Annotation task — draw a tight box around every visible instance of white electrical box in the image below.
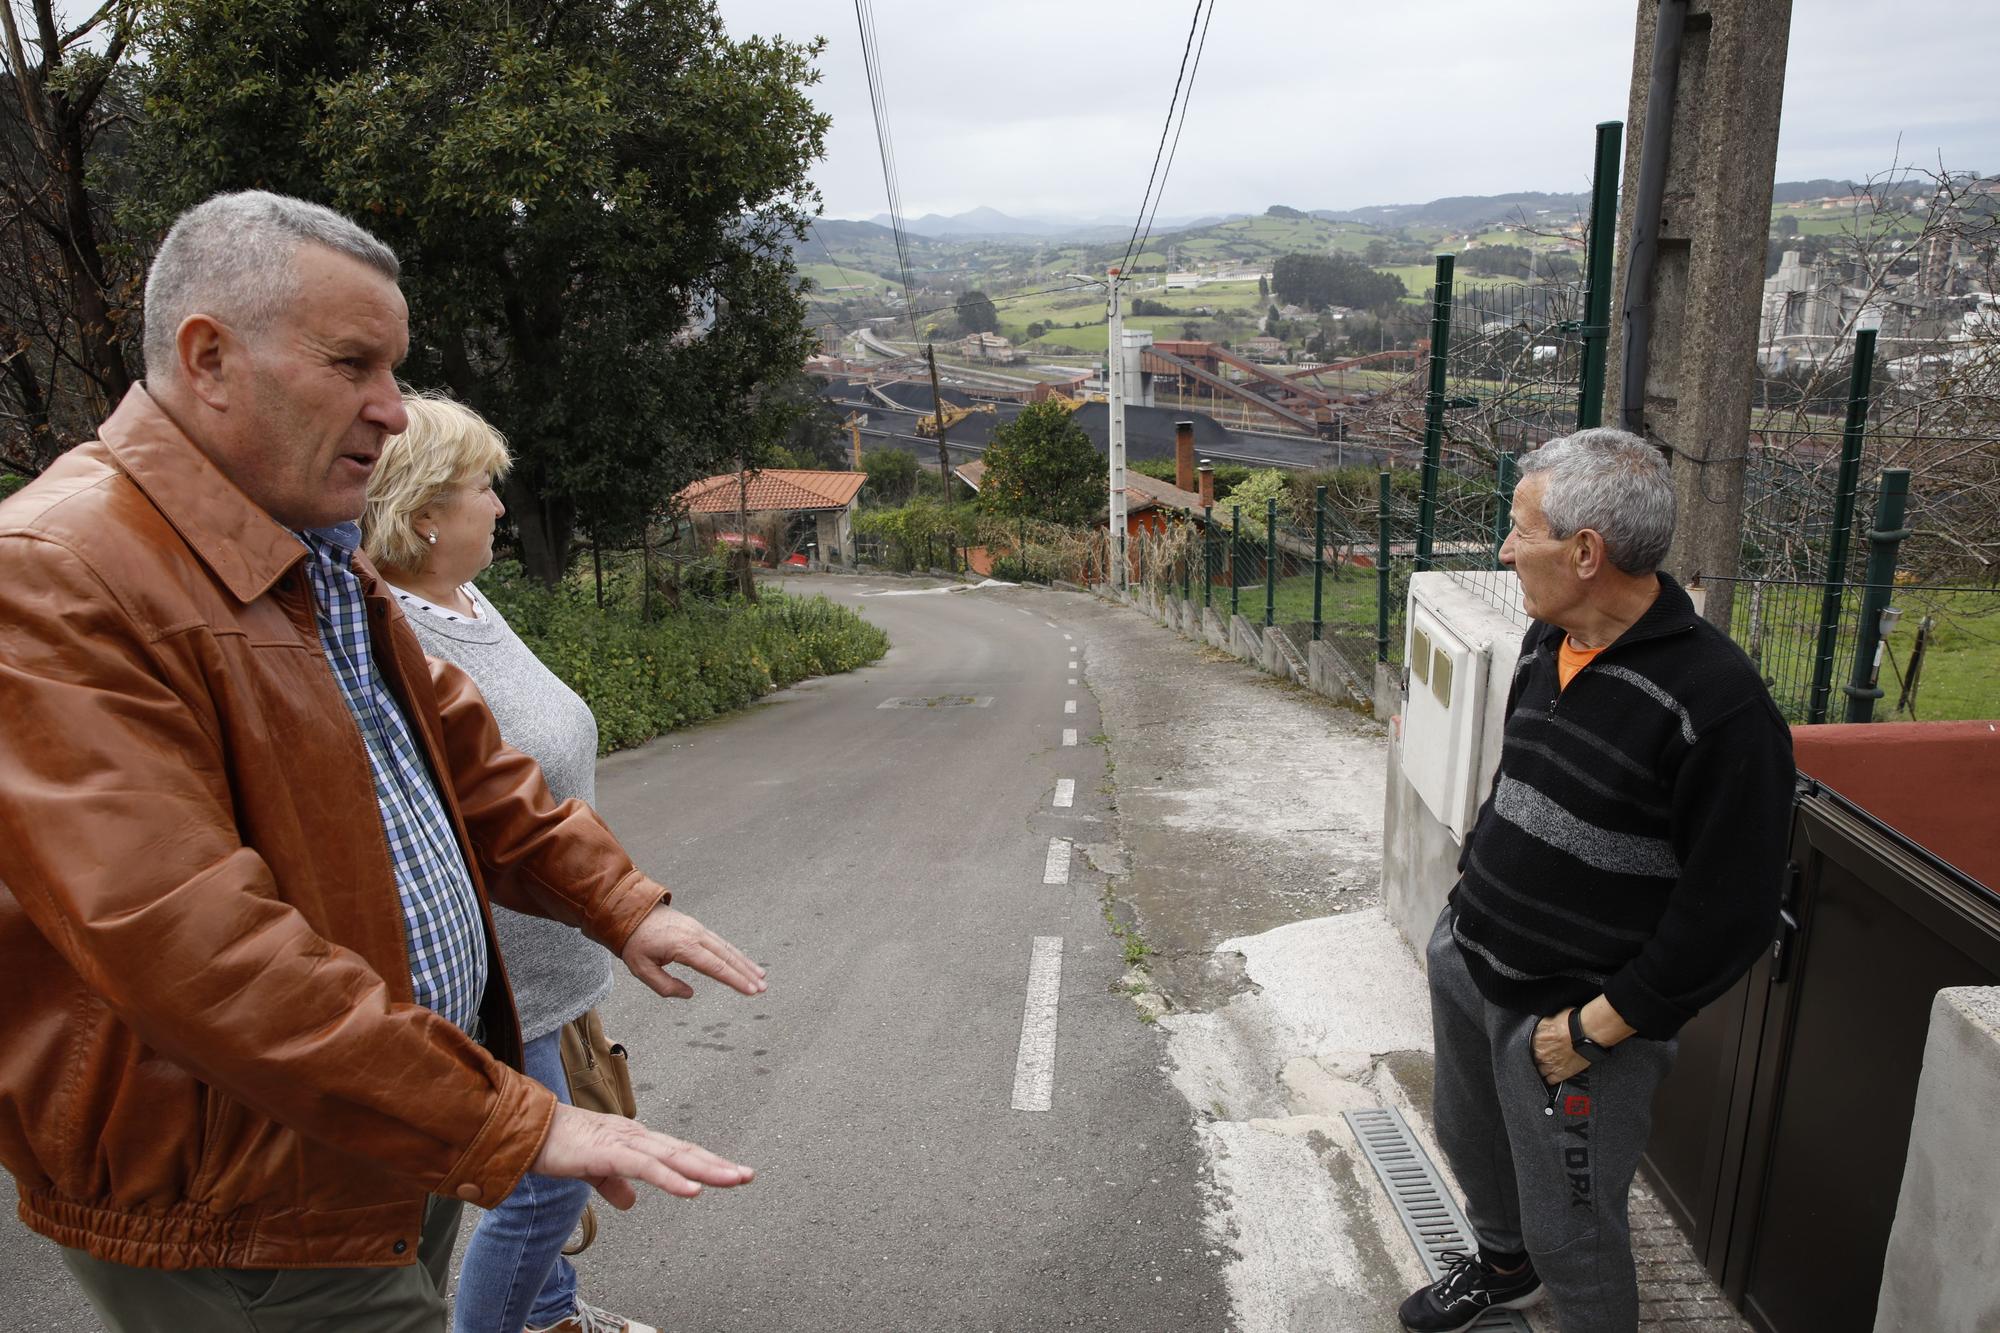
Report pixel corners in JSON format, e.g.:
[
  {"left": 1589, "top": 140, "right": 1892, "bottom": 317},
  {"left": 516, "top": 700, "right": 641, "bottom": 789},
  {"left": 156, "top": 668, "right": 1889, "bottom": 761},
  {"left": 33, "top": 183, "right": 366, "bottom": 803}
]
[{"left": 1400, "top": 591, "right": 1490, "bottom": 841}]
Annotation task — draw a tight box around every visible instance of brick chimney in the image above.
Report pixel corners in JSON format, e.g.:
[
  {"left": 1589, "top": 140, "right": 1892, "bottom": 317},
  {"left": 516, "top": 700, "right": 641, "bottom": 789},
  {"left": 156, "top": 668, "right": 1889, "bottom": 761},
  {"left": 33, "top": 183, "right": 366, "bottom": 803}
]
[
  {"left": 1197, "top": 459, "right": 1215, "bottom": 509},
  {"left": 1175, "top": 420, "right": 1196, "bottom": 493}
]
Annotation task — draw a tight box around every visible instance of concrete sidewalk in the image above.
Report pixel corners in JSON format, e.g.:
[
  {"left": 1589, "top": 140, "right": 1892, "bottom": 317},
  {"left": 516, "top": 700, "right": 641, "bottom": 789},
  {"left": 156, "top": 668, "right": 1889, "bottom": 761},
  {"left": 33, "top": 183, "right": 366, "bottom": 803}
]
[{"left": 1068, "top": 588, "right": 1746, "bottom": 1333}]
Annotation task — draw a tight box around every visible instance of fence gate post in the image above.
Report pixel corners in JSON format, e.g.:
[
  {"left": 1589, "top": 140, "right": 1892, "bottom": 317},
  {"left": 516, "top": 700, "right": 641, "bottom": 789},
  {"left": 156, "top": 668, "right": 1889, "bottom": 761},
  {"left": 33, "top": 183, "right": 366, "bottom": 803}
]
[
  {"left": 1203, "top": 506, "right": 1214, "bottom": 609},
  {"left": 1230, "top": 505, "right": 1241, "bottom": 619},
  {"left": 1415, "top": 253, "right": 1456, "bottom": 572},
  {"left": 1842, "top": 467, "right": 1911, "bottom": 724},
  {"left": 1376, "top": 471, "right": 1392, "bottom": 663},
  {"left": 1265, "top": 498, "right": 1277, "bottom": 628},
  {"left": 1808, "top": 328, "right": 1878, "bottom": 724},
  {"left": 1577, "top": 120, "right": 1624, "bottom": 429},
  {"left": 1312, "top": 484, "right": 1327, "bottom": 642}
]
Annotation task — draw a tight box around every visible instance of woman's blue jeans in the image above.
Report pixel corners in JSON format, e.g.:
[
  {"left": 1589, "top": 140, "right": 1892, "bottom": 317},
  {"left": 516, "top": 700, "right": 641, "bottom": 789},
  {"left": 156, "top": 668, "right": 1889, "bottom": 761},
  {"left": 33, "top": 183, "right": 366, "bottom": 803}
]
[{"left": 453, "top": 1028, "right": 591, "bottom": 1333}]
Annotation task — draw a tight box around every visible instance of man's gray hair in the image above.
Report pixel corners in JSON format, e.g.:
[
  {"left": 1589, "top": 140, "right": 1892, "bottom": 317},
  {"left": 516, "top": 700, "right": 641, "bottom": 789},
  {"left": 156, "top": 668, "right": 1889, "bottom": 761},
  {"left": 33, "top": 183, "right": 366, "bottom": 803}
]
[
  {"left": 143, "top": 191, "right": 400, "bottom": 378},
  {"left": 1517, "top": 428, "right": 1675, "bottom": 575}
]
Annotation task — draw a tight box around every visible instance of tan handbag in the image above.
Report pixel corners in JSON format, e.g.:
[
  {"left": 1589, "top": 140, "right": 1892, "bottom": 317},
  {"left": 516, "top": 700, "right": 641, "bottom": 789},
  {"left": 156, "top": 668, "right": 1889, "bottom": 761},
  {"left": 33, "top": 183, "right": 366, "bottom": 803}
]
[
  {"left": 557, "top": 1008, "right": 638, "bottom": 1118},
  {"left": 556, "top": 1008, "right": 636, "bottom": 1256}
]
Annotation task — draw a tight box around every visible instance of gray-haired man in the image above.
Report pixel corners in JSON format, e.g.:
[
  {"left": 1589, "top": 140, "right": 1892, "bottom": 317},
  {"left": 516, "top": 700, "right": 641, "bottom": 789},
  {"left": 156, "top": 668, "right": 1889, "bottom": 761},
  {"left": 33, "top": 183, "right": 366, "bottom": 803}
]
[
  {"left": 0, "top": 192, "right": 762, "bottom": 1331},
  {"left": 1397, "top": 429, "right": 1793, "bottom": 1332}
]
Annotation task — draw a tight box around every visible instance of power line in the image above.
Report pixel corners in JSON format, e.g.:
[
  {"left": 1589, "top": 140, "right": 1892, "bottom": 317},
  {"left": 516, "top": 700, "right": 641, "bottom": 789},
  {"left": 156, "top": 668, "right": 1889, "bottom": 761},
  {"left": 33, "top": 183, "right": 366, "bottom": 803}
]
[
  {"left": 1118, "top": 0, "right": 1212, "bottom": 277},
  {"left": 854, "top": 0, "right": 918, "bottom": 337},
  {"left": 1131, "top": 0, "right": 1216, "bottom": 278}
]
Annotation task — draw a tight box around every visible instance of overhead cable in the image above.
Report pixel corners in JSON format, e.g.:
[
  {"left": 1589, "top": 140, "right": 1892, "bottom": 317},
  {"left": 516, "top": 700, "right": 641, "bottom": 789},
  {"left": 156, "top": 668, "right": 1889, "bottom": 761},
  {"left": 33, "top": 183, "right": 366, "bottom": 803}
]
[{"left": 1118, "top": 0, "right": 1213, "bottom": 277}]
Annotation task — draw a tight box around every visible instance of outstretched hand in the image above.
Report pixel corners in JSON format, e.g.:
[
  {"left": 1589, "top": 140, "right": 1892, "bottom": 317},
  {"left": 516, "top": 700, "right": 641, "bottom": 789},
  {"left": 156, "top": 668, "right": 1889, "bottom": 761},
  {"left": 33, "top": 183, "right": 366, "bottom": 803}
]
[
  {"left": 532, "top": 1102, "right": 754, "bottom": 1209},
  {"left": 621, "top": 904, "right": 766, "bottom": 1000}
]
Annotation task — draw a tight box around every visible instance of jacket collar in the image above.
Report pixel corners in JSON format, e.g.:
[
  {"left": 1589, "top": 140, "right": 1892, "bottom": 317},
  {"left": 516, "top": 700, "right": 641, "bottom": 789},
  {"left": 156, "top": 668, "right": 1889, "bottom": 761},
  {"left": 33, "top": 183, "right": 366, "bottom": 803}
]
[
  {"left": 1530, "top": 571, "right": 1700, "bottom": 655},
  {"left": 97, "top": 385, "right": 308, "bottom": 604}
]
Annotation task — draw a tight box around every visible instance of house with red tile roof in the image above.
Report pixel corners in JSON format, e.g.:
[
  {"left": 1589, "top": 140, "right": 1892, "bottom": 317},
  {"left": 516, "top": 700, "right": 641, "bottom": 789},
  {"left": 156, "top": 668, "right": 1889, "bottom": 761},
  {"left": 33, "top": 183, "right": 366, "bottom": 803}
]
[{"left": 676, "top": 468, "right": 868, "bottom": 565}]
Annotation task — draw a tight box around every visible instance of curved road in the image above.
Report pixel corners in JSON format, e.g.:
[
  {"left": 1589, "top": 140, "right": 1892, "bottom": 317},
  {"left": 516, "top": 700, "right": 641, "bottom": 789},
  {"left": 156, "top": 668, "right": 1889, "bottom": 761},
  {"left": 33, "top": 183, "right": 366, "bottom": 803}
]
[{"left": 3, "top": 575, "right": 1229, "bottom": 1331}]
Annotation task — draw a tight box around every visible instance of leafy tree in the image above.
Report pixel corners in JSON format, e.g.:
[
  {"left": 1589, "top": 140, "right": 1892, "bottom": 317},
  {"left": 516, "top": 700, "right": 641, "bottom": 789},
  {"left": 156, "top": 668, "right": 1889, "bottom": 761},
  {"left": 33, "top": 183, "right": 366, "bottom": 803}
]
[
  {"left": 0, "top": 2, "right": 143, "bottom": 477},
  {"left": 860, "top": 447, "right": 918, "bottom": 504},
  {"left": 1265, "top": 204, "right": 1305, "bottom": 220},
  {"left": 1271, "top": 252, "right": 1405, "bottom": 312},
  {"left": 957, "top": 289, "right": 998, "bottom": 335},
  {"left": 1256, "top": 274, "right": 1269, "bottom": 298},
  {"left": 978, "top": 400, "right": 1105, "bottom": 527},
  {"left": 1214, "top": 468, "right": 1290, "bottom": 528},
  {"left": 1459, "top": 243, "right": 1533, "bottom": 278},
  {"left": 127, "top": 0, "right": 829, "bottom": 584},
  {"left": 1266, "top": 303, "right": 1281, "bottom": 330},
  {"left": 1364, "top": 238, "right": 1392, "bottom": 265},
  {"left": 1775, "top": 213, "right": 1800, "bottom": 238}
]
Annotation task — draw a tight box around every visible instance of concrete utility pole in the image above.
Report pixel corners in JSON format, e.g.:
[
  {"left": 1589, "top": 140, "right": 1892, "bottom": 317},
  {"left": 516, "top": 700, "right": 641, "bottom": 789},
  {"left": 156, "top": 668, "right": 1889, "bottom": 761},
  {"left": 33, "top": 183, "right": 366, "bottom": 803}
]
[
  {"left": 1605, "top": 0, "right": 1794, "bottom": 630},
  {"left": 925, "top": 343, "right": 951, "bottom": 502},
  {"left": 1107, "top": 266, "right": 1129, "bottom": 589}
]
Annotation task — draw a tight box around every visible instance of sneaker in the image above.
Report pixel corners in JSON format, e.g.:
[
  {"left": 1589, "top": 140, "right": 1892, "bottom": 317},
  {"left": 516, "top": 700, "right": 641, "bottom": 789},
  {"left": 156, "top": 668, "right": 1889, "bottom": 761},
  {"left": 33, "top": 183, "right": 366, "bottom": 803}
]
[
  {"left": 525, "top": 1300, "right": 659, "bottom": 1333},
  {"left": 1397, "top": 1249, "right": 1544, "bottom": 1332}
]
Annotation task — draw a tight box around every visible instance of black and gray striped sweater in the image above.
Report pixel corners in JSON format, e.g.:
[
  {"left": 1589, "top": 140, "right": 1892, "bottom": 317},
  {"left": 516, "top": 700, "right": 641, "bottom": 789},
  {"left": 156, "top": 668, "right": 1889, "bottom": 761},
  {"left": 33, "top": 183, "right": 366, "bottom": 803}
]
[{"left": 1449, "top": 574, "right": 1795, "bottom": 1039}]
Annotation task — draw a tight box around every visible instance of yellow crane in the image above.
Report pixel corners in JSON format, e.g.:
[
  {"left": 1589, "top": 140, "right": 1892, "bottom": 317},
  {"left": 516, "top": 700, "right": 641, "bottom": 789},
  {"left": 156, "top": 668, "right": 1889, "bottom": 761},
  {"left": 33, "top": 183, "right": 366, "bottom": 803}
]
[{"left": 915, "top": 401, "right": 995, "bottom": 438}]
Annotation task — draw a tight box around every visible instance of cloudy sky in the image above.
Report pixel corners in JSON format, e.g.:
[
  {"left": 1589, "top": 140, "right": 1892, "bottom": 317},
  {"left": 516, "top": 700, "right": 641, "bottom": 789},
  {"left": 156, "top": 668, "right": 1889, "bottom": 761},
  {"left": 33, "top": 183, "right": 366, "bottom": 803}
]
[{"left": 713, "top": 0, "right": 1998, "bottom": 223}]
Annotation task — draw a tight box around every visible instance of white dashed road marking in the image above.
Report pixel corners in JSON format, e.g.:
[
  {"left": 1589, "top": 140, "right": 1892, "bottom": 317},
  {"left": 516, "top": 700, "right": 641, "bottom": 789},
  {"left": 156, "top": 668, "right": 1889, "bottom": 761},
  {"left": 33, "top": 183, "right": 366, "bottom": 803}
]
[
  {"left": 1062, "top": 728, "right": 1078, "bottom": 746},
  {"left": 1068, "top": 660, "right": 1078, "bottom": 669},
  {"left": 1064, "top": 700, "right": 1077, "bottom": 714},
  {"left": 1068, "top": 677, "right": 1077, "bottom": 685},
  {"left": 1043, "top": 837, "right": 1072, "bottom": 884},
  {"left": 1044, "top": 621, "right": 1060, "bottom": 629},
  {"left": 1010, "top": 936, "right": 1064, "bottom": 1112},
  {"left": 1062, "top": 633, "right": 1073, "bottom": 641},
  {"left": 1053, "top": 779, "right": 1075, "bottom": 809}
]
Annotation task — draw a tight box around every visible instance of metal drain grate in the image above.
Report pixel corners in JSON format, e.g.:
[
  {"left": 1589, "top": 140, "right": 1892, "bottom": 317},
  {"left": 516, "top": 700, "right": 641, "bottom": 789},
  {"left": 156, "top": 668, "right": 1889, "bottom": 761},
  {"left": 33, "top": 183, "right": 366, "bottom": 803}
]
[
  {"left": 875, "top": 695, "right": 994, "bottom": 709},
  {"left": 1344, "top": 1106, "right": 1531, "bottom": 1333}
]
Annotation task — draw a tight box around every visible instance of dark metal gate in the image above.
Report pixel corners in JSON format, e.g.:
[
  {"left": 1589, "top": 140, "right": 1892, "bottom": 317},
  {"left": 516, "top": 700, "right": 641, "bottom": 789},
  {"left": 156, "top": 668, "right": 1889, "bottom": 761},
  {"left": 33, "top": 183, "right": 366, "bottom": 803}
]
[{"left": 1642, "top": 778, "right": 2000, "bottom": 1333}]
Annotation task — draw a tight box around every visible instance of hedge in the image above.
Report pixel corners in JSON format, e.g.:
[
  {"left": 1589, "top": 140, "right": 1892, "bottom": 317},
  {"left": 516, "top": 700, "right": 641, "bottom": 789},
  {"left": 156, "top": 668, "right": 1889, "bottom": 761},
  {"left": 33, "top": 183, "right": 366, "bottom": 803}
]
[{"left": 480, "top": 566, "right": 889, "bottom": 754}]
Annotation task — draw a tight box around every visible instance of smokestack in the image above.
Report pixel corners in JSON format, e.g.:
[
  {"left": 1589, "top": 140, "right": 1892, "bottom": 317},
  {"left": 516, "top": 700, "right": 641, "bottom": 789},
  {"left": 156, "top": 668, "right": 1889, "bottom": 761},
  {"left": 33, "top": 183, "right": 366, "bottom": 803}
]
[
  {"left": 1197, "top": 459, "right": 1215, "bottom": 509},
  {"left": 1175, "top": 420, "right": 1196, "bottom": 493}
]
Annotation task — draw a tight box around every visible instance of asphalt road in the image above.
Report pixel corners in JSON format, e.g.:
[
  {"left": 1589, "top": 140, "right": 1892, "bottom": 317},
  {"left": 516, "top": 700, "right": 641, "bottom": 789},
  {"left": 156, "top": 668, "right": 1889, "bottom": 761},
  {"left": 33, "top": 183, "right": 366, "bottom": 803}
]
[{"left": 3, "top": 573, "right": 1229, "bottom": 1332}]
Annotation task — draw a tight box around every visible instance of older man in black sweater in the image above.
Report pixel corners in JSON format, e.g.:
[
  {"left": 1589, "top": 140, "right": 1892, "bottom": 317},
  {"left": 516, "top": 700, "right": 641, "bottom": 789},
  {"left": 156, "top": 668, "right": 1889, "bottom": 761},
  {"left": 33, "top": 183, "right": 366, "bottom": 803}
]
[{"left": 1398, "top": 429, "right": 1794, "bottom": 1333}]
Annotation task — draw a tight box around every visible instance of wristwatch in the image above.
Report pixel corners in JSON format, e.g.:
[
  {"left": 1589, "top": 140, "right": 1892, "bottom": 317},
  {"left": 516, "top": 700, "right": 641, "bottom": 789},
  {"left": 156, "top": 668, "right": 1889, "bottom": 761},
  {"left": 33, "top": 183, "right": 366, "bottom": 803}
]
[{"left": 1568, "top": 1007, "right": 1612, "bottom": 1063}]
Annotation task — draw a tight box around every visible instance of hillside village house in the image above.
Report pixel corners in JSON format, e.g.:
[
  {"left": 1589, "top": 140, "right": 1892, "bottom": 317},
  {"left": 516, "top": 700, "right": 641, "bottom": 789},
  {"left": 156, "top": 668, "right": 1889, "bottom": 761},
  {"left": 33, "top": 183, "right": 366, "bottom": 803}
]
[
  {"left": 676, "top": 468, "right": 867, "bottom": 566},
  {"left": 957, "top": 331, "right": 1018, "bottom": 362}
]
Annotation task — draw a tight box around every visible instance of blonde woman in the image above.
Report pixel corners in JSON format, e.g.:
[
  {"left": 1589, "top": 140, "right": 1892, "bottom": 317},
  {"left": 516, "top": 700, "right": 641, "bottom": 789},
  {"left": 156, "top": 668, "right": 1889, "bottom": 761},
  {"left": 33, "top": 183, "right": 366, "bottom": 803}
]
[{"left": 363, "top": 395, "right": 650, "bottom": 1333}]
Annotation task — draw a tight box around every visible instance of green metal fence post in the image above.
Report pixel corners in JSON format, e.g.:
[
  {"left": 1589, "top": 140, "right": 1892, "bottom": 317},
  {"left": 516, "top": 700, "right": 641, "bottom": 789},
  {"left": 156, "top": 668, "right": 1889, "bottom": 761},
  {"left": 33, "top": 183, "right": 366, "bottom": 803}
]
[
  {"left": 1230, "top": 505, "right": 1241, "bottom": 619},
  {"left": 1415, "top": 254, "right": 1456, "bottom": 572},
  {"left": 1492, "top": 452, "right": 1516, "bottom": 567},
  {"left": 1808, "top": 328, "right": 1878, "bottom": 724},
  {"left": 1577, "top": 120, "right": 1623, "bottom": 429},
  {"left": 1842, "top": 468, "right": 1912, "bottom": 724},
  {"left": 1376, "top": 472, "right": 1392, "bottom": 663},
  {"left": 1312, "top": 484, "right": 1327, "bottom": 642},
  {"left": 1182, "top": 527, "right": 1191, "bottom": 602},
  {"left": 1264, "top": 499, "right": 1277, "bottom": 627},
  {"left": 1203, "top": 507, "right": 1213, "bottom": 609}
]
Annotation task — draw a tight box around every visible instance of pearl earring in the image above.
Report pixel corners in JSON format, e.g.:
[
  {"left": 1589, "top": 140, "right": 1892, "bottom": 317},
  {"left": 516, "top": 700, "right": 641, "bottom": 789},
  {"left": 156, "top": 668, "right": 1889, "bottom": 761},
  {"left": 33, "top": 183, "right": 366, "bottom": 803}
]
[{"left": 424, "top": 532, "right": 438, "bottom": 545}]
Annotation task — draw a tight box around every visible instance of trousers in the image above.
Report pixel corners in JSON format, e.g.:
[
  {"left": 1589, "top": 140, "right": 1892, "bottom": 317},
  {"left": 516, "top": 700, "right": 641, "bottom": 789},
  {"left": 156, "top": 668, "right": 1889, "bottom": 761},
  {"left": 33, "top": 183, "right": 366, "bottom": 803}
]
[
  {"left": 62, "top": 1194, "right": 464, "bottom": 1333},
  {"left": 1426, "top": 906, "right": 1676, "bottom": 1333}
]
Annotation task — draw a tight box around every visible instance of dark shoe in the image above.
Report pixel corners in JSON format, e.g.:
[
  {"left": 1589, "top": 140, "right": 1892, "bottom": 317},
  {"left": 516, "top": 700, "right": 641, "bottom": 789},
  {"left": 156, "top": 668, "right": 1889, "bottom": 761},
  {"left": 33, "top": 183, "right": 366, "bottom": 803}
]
[{"left": 1398, "top": 1249, "right": 1544, "bottom": 1331}]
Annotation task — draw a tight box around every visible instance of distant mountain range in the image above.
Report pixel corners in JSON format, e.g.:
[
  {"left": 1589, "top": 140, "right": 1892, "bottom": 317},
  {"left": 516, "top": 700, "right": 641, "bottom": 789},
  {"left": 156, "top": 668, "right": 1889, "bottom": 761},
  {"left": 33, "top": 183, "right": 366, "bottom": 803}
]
[{"left": 830, "top": 181, "right": 1914, "bottom": 243}]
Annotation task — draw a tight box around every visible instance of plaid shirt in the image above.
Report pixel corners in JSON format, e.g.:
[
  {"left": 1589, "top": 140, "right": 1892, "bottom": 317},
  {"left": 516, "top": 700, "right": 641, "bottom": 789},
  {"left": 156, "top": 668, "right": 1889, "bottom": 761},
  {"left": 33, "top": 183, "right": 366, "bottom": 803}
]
[{"left": 297, "top": 523, "right": 488, "bottom": 1030}]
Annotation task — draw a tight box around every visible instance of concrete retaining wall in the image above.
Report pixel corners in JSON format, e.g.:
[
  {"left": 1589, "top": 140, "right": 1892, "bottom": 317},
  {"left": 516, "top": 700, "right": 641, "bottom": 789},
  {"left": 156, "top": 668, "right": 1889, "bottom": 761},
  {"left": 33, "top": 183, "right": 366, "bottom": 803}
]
[{"left": 1873, "top": 986, "right": 2000, "bottom": 1333}]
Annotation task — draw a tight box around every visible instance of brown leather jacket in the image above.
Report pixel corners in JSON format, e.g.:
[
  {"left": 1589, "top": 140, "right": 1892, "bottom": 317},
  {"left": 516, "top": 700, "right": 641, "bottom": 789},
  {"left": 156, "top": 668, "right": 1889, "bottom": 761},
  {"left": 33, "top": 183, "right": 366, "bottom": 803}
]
[{"left": 0, "top": 388, "right": 666, "bottom": 1270}]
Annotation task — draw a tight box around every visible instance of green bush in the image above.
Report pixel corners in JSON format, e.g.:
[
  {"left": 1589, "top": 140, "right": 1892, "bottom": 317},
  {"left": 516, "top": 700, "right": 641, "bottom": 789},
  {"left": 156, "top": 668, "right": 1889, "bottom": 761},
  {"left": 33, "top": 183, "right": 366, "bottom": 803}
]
[{"left": 480, "top": 568, "right": 889, "bottom": 754}]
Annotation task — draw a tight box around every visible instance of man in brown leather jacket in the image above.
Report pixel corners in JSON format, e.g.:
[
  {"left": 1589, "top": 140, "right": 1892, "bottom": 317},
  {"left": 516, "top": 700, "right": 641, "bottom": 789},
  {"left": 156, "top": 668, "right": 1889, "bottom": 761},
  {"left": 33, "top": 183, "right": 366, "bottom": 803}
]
[{"left": 0, "top": 192, "right": 764, "bottom": 1332}]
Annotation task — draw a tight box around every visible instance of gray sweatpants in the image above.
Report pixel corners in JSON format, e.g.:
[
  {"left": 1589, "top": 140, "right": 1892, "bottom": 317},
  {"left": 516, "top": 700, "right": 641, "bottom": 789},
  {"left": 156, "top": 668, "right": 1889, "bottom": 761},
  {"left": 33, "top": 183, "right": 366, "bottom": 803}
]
[{"left": 1426, "top": 907, "right": 1676, "bottom": 1333}]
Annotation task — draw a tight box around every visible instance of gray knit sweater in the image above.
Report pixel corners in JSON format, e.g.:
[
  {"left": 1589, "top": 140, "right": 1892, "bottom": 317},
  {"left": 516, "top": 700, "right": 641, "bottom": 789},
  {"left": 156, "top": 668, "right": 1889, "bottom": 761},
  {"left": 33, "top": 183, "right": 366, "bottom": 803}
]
[{"left": 391, "top": 583, "right": 615, "bottom": 1042}]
